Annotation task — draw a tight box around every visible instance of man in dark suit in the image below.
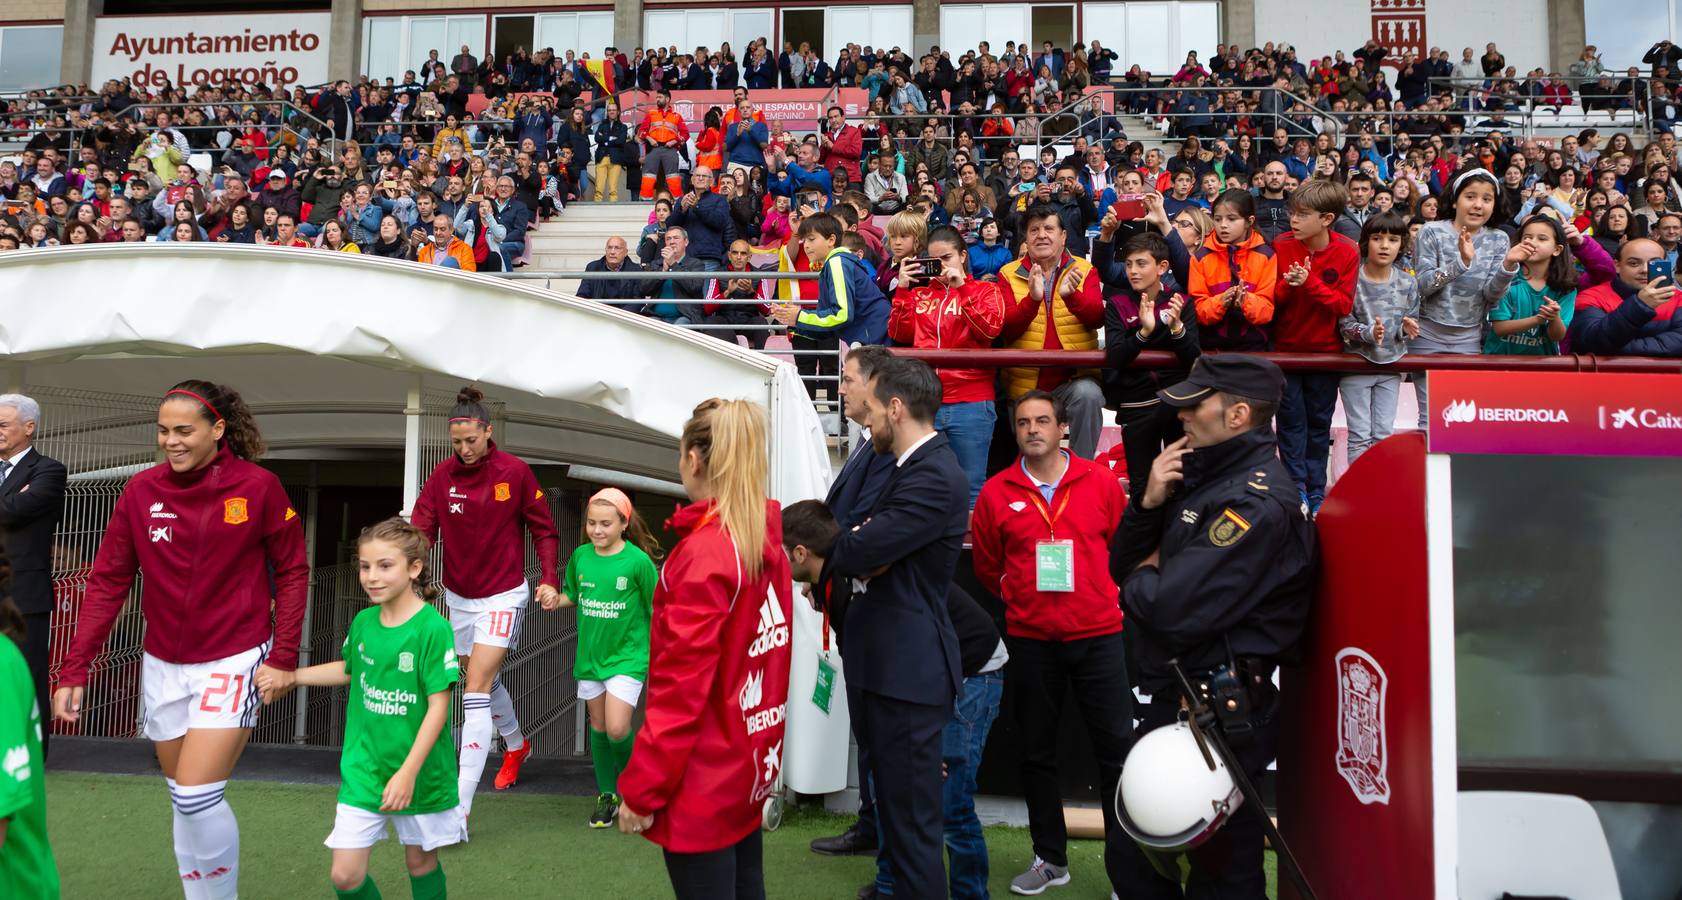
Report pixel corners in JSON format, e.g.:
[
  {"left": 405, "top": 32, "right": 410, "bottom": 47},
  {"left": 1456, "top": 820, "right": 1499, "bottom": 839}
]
[
  {"left": 0, "top": 394, "right": 66, "bottom": 752},
  {"left": 830, "top": 357, "right": 968, "bottom": 899},
  {"left": 809, "top": 345, "right": 898, "bottom": 858}
]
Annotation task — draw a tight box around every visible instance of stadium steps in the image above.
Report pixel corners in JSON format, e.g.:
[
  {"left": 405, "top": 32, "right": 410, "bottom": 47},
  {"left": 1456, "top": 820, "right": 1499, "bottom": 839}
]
[{"left": 527, "top": 201, "right": 653, "bottom": 293}]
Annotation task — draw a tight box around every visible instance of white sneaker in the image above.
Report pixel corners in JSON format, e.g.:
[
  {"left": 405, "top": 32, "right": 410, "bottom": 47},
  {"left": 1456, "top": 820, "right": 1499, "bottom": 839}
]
[{"left": 1009, "top": 856, "right": 1071, "bottom": 895}]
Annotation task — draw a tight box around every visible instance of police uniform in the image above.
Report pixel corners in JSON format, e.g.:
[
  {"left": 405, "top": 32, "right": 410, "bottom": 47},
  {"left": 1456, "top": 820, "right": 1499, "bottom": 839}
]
[{"left": 1107, "top": 355, "right": 1317, "bottom": 899}]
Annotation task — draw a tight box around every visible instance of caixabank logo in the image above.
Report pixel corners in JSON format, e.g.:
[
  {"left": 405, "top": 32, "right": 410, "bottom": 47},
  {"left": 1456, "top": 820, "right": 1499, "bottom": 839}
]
[{"left": 1601, "top": 406, "right": 1682, "bottom": 431}]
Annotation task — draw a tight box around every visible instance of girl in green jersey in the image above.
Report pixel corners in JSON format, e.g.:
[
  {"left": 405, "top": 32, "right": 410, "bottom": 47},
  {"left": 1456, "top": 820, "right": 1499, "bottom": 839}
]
[
  {"left": 541, "top": 488, "right": 661, "bottom": 828},
  {"left": 260, "top": 519, "right": 460, "bottom": 900}
]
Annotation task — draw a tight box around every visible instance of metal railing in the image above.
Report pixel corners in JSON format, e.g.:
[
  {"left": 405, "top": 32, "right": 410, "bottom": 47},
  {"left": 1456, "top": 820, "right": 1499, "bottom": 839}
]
[{"left": 889, "top": 347, "right": 1682, "bottom": 375}]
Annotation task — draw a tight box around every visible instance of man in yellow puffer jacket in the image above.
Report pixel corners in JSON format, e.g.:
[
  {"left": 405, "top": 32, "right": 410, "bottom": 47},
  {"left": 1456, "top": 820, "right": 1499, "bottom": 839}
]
[
  {"left": 997, "top": 205, "right": 1108, "bottom": 458},
  {"left": 637, "top": 89, "right": 690, "bottom": 199}
]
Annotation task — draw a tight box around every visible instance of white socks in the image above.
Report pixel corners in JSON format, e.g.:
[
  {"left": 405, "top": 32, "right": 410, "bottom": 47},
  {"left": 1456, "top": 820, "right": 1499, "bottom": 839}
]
[
  {"left": 488, "top": 678, "right": 524, "bottom": 752},
  {"left": 168, "top": 778, "right": 240, "bottom": 900},
  {"left": 458, "top": 692, "right": 493, "bottom": 814}
]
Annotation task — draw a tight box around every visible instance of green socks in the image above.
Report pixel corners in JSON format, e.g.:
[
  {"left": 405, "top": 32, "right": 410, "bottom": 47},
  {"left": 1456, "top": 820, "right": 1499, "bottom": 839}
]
[
  {"left": 409, "top": 863, "right": 447, "bottom": 900},
  {"left": 335, "top": 876, "right": 382, "bottom": 900},
  {"left": 589, "top": 728, "right": 616, "bottom": 794},
  {"left": 608, "top": 732, "right": 636, "bottom": 793}
]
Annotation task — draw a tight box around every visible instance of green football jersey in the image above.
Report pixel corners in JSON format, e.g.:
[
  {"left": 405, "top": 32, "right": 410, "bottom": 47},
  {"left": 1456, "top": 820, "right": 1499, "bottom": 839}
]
[
  {"left": 564, "top": 542, "right": 657, "bottom": 682},
  {"left": 0, "top": 635, "right": 59, "bottom": 899},
  {"left": 338, "top": 603, "right": 460, "bottom": 814}
]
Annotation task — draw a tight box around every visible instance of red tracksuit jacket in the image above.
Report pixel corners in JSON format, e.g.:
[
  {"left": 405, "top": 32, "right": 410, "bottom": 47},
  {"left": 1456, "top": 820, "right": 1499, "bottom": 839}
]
[
  {"left": 1270, "top": 231, "right": 1359, "bottom": 352},
  {"left": 618, "top": 499, "right": 793, "bottom": 854},
  {"left": 410, "top": 441, "right": 560, "bottom": 598},
  {"left": 888, "top": 278, "right": 1008, "bottom": 404},
  {"left": 970, "top": 453, "right": 1126, "bottom": 642},
  {"left": 60, "top": 445, "right": 309, "bottom": 687}
]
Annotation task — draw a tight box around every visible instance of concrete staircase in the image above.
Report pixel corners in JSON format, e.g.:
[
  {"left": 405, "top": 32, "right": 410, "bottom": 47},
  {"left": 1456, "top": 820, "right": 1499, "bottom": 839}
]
[{"left": 525, "top": 201, "right": 653, "bottom": 294}]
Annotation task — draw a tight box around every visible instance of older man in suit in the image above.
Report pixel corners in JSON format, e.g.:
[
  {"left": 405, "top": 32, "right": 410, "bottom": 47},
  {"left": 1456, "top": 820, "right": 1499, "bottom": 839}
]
[
  {"left": 0, "top": 394, "right": 67, "bottom": 753},
  {"left": 830, "top": 357, "right": 968, "bottom": 898}
]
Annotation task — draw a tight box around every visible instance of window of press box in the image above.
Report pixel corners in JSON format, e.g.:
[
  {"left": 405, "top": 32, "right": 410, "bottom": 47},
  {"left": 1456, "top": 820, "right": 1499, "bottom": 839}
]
[
  {"left": 0, "top": 25, "right": 63, "bottom": 93},
  {"left": 103, "top": 0, "right": 327, "bottom": 13}
]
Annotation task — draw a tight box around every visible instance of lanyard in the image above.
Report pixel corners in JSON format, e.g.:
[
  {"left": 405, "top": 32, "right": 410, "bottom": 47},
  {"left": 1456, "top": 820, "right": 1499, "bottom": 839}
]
[
  {"left": 821, "top": 580, "right": 832, "bottom": 654},
  {"left": 1025, "top": 487, "right": 1072, "bottom": 537}
]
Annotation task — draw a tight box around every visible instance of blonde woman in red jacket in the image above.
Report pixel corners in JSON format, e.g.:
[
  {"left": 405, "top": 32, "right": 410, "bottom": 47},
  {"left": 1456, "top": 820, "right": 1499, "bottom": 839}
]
[
  {"left": 617, "top": 398, "right": 793, "bottom": 900},
  {"left": 888, "top": 223, "right": 1007, "bottom": 504}
]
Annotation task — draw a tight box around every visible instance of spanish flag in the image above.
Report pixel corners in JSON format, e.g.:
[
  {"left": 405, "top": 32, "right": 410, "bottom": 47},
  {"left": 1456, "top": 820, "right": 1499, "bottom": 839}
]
[{"left": 583, "top": 58, "right": 614, "bottom": 96}]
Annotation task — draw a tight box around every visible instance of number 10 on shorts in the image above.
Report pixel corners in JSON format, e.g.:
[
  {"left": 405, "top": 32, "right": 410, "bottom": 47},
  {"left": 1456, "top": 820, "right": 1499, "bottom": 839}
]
[{"left": 487, "top": 610, "right": 515, "bottom": 639}]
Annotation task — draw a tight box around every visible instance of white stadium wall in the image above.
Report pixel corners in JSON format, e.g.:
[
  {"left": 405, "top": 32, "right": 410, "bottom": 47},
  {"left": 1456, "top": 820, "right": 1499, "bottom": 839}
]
[{"left": 1250, "top": 0, "right": 1550, "bottom": 73}]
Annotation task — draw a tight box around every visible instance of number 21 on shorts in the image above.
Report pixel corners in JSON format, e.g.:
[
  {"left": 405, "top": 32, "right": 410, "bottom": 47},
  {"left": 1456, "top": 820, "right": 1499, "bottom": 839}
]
[{"left": 199, "top": 673, "right": 246, "bottom": 713}]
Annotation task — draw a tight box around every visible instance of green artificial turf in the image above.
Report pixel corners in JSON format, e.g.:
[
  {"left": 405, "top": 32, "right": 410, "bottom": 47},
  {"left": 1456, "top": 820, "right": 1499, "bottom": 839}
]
[{"left": 45, "top": 771, "right": 1275, "bottom": 898}]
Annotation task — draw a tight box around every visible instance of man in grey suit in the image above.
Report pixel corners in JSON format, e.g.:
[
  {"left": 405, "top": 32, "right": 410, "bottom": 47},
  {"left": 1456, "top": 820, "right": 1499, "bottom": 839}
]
[
  {"left": 829, "top": 358, "right": 968, "bottom": 898},
  {"left": 0, "top": 394, "right": 67, "bottom": 752}
]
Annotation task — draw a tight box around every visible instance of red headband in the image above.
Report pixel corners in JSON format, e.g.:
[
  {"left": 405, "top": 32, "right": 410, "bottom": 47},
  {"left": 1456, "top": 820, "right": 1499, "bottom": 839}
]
[{"left": 165, "top": 389, "right": 222, "bottom": 422}]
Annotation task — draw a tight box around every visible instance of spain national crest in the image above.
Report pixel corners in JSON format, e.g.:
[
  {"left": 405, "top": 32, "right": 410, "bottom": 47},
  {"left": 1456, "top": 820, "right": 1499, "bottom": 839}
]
[
  {"left": 494, "top": 482, "right": 512, "bottom": 502},
  {"left": 223, "top": 497, "right": 250, "bottom": 525},
  {"left": 1334, "top": 647, "right": 1390, "bottom": 805},
  {"left": 1208, "top": 508, "right": 1251, "bottom": 547}
]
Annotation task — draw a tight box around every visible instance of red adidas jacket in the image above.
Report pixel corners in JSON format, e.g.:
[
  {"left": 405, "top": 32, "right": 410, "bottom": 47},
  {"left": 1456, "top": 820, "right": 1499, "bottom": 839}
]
[
  {"left": 619, "top": 499, "right": 793, "bottom": 853},
  {"left": 60, "top": 445, "right": 308, "bottom": 687},
  {"left": 411, "top": 441, "right": 560, "bottom": 598},
  {"left": 1270, "top": 231, "right": 1359, "bottom": 352},
  {"left": 970, "top": 453, "right": 1126, "bottom": 642},
  {"left": 888, "top": 278, "right": 1008, "bottom": 404}
]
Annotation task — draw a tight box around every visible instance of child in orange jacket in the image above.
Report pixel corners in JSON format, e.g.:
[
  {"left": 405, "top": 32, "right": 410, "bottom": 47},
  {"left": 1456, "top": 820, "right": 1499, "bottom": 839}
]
[{"left": 1189, "top": 189, "right": 1278, "bottom": 350}]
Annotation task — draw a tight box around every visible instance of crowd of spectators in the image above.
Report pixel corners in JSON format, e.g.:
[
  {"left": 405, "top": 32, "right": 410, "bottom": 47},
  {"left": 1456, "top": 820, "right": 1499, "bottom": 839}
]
[{"left": 2, "top": 35, "right": 1679, "bottom": 405}]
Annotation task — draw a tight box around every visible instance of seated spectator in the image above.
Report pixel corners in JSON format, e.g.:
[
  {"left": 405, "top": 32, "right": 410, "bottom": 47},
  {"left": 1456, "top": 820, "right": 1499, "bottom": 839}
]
[
  {"left": 1569, "top": 237, "right": 1682, "bottom": 356},
  {"left": 705, "top": 239, "right": 775, "bottom": 348},
  {"left": 415, "top": 212, "right": 474, "bottom": 269},
  {"left": 577, "top": 236, "right": 645, "bottom": 307},
  {"left": 865, "top": 152, "right": 909, "bottom": 215},
  {"left": 642, "top": 226, "right": 709, "bottom": 325}
]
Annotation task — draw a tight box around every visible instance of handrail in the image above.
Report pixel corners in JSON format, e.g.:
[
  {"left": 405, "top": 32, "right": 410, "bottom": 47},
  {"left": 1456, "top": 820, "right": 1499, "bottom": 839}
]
[{"left": 888, "top": 347, "right": 1682, "bottom": 376}]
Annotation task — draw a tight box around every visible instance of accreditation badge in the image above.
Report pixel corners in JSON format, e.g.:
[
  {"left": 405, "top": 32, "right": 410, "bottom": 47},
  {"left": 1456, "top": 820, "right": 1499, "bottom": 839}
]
[
  {"left": 1035, "top": 540, "right": 1076, "bottom": 592},
  {"left": 811, "top": 655, "right": 836, "bottom": 715}
]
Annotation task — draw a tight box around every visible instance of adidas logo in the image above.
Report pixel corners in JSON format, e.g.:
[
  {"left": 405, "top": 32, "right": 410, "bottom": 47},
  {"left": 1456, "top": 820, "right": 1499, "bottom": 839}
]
[
  {"left": 748, "top": 589, "right": 789, "bottom": 658},
  {"left": 465, "top": 742, "right": 483, "bottom": 751},
  {"left": 3, "top": 745, "right": 29, "bottom": 783}
]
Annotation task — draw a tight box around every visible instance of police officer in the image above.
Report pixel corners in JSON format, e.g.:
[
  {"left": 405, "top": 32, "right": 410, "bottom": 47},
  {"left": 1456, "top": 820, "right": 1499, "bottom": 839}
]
[{"left": 1108, "top": 354, "right": 1316, "bottom": 899}]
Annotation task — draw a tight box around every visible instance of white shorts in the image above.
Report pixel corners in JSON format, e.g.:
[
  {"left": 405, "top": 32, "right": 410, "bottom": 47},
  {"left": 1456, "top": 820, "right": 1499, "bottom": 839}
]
[
  {"left": 141, "top": 641, "right": 269, "bottom": 741},
  {"left": 324, "top": 803, "right": 466, "bottom": 852},
  {"left": 577, "top": 675, "right": 644, "bottom": 706},
  {"left": 445, "top": 584, "right": 530, "bottom": 655}
]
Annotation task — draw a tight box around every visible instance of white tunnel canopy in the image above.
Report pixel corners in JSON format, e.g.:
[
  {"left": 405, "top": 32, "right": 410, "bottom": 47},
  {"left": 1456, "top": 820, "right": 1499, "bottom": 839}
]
[{"left": 0, "top": 243, "right": 850, "bottom": 793}]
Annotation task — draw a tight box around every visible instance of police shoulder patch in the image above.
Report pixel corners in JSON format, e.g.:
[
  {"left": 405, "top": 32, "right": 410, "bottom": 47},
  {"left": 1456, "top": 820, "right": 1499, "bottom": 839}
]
[{"left": 1208, "top": 507, "right": 1252, "bottom": 548}]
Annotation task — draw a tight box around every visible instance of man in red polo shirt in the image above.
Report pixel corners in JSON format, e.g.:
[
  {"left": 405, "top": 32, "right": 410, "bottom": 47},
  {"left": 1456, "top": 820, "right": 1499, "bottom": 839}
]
[{"left": 970, "top": 389, "right": 1131, "bottom": 898}]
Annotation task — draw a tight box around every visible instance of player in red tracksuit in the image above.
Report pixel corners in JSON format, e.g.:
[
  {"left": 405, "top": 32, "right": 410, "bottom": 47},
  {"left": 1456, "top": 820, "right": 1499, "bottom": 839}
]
[
  {"left": 616, "top": 398, "right": 792, "bottom": 900},
  {"left": 54, "top": 380, "right": 307, "bottom": 900},
  {"left": 409, "top": 386, "right": 561, "bottom": 820}
]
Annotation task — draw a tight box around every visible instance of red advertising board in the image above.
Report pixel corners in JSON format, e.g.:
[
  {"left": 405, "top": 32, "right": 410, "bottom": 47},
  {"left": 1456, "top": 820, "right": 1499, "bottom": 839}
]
[
  {"left": 618, "top": 88, "right": 870, "bottom": 134},
  {"left": 1427, "top": 371, "right": 1682, "bottom": 458},
  {"left": 1278, "top": 433, "right": 1435, "bottom": 900}
]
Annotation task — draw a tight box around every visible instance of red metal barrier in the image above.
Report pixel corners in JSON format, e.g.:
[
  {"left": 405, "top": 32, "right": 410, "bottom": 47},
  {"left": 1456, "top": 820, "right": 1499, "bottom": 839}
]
[{"left": 888, "top": 348, "right": 1682, "bottom": 375}]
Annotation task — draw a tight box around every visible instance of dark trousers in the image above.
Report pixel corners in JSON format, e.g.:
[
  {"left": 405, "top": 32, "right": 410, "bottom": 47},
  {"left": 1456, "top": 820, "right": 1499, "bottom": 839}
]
[
  {"left": 1277, "top": 372, "right": 1340, "bottom": 501},
  {"left": 857, "top": 739, "right": 879, "bottom": 836},
  {"left": 663, "top": 829, "right": 766, "bottom": 900},
  {"left": 1117, "top": 403, "right": 1185, "bottom": 495},
  {"left": 1010, "top": 631, "right": 1135, "bottom": 891},
  {"left": 1114, "top": 690, "right": 1279, "bottom": 899},
  {"left": 792, "top": 331, "right": 841, "bottom": 402},
  {"left": 21, "top": 611, "right": 50, "bottom": 755},
  {"left": 851, "top": 684, "right": 951, "bottom": 899}
]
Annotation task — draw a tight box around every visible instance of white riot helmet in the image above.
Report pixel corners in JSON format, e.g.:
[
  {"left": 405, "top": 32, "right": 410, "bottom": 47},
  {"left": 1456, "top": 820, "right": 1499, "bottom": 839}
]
[{"left": 1115, "top": 720, "right": 1244, "bottom": 852}]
